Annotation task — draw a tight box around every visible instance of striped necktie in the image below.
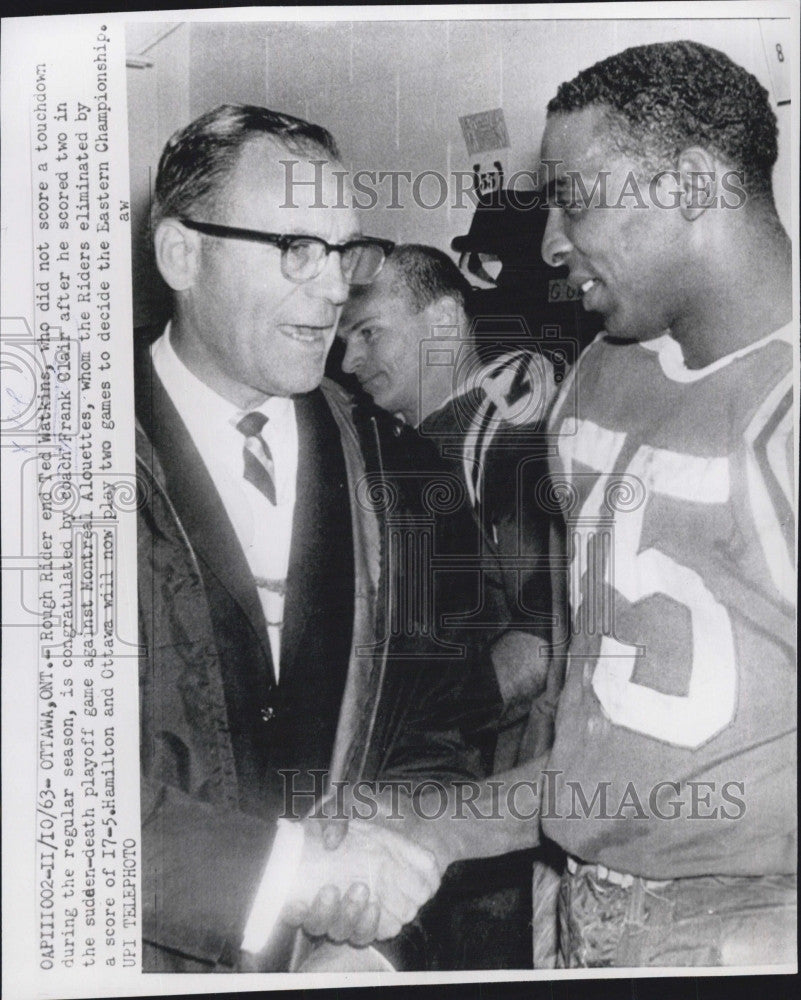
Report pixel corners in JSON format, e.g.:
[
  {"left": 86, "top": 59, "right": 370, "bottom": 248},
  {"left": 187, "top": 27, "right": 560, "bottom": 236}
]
[{"left": 236, "top": 411, "right": 277, "bottom": 505}]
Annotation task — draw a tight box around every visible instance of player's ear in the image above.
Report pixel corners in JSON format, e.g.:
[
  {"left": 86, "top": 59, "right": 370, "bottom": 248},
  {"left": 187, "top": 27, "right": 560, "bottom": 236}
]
[
  {"left": 154, "top": 218, "right": 202, "bottom": 291},
  {"left": 676, "top": 147, "right": 719, "bottom": 221}
]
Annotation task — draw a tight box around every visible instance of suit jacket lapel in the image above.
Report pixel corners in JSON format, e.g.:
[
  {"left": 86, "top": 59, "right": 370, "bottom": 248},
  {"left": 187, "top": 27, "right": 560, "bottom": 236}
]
[
  {"left": 280, "top": 392, "right": 324, "bottom": 682},
  {"left": 135, "top": 343, "right": 275, "bottom": 678}
]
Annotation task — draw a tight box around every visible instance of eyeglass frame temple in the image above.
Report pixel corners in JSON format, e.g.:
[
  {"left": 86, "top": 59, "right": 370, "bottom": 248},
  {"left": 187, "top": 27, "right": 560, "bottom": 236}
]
[{"left": 178, "top": 218, "right": 395, "bottom": 258}]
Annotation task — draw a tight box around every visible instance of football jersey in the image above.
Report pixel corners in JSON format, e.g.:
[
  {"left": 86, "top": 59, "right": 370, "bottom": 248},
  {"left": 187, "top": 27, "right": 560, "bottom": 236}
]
[
  {"left": 542, "top": 325, "right": 796, "bottom": 878},
  {"left": 420, "top": 349, "right": 559, "bottom": 635},
  {"left": 422, "top": 348, "right": 559, "bottom": 508}
]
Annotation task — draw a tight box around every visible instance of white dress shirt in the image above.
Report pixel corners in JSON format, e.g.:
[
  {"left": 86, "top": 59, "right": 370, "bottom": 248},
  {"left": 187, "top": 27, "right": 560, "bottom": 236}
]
[
  {"left": 151, "top": 326, "right": 297, "bottom": 677},
  {"left": 152, "top": 329, "right": 387, "bottom": 964}
]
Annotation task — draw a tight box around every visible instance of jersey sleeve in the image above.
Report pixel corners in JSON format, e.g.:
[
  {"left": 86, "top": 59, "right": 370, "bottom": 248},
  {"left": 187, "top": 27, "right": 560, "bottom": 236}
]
[{"left": 742, "top": 373, "right": 795, "bottom": 605}]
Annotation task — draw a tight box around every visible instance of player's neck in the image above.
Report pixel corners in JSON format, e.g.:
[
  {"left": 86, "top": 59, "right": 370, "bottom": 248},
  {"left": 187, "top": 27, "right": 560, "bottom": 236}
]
[{"left": 671, "top": 226, "right": 792, "bottom": 369}]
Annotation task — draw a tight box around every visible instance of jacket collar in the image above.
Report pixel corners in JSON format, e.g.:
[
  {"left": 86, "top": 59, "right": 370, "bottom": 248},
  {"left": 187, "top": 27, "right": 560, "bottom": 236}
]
[{"left": 135, "top": 334, "right": 274, "bottom": 674}]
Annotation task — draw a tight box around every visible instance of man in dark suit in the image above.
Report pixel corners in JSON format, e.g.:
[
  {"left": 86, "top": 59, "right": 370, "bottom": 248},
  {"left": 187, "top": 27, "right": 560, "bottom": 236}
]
[
  {"left": 137, "top": 104, "right": 493, "bottom": 973},
  {"left": 336, "top": 243, "right": 562, "bottom": 968},
  {"left": 338, "top": 244, "right": 560, "bottom": 756}
]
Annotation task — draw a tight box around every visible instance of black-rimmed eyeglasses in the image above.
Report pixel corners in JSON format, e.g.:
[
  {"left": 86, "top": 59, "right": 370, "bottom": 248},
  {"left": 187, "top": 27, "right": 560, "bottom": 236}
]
[{"left": 179, "top": 218, "right": 394, "bottom": 286}]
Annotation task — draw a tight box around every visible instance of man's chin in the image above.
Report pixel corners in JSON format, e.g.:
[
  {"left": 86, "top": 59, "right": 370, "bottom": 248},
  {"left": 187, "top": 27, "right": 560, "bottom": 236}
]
[
  {"left": 265, "top": 370, "right": 326, "bottom": 398},
  {"left": 602, "top": 311, "right": 647, "bottom": 343},
  {"left": 360, "top": 384, "right": 388, "bottom": 411},
  {"left": 604, "top": 320, "right": 667, "bottom": 345},
  {"left": 293, "top": 376, "right": 326, "bottom": 396},
  {"left": 601, "top": 305, "right": 669, "bottom": 344}
]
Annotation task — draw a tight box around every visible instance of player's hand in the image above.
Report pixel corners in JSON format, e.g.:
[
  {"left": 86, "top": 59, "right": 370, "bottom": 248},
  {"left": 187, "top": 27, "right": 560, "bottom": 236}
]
[
  {"left": 283, "top": 817, "right": 441, "bottom": 942},
  {"left": 317, "top": 811, "right": 349, "bottom": 851},
  {"left": 285, "top": 881, "right": 382, "bottom": 945}
]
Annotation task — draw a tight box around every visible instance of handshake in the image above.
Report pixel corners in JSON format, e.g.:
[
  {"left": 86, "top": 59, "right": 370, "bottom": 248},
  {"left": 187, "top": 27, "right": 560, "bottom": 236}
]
[
  {"left": 282, "top": 812, "right": 446, "bottom": 947},
  {"left": 247, "top": 764, "right": 544, "bottom": 963}
]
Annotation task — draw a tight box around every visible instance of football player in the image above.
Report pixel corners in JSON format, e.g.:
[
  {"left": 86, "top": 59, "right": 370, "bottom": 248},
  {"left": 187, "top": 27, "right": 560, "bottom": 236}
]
[{"left": 309, "top": 40, "right": 796, "bottom": 970}]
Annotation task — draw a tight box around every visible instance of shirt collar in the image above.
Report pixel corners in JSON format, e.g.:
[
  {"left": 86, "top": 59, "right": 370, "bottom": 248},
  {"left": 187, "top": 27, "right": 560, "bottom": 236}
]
[
  {"left": 647, "top": 322, "right": 795, "bottom": 383},
  {"left": 153, "top": 322, "right": 294, "bottom": 443}
]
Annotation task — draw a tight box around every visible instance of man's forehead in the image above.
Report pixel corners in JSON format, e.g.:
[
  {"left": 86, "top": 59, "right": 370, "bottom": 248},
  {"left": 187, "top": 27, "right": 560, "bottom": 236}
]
[
  {"left": 221, "top": 137, "right": 358, "bottom": 229},
  {"left": 540, "top": 106, "right": 618, "bottom": 176},
  {"left": 221, "top": 136, "right": 290, "bottom": 191},
  {"left": 230, "top": 134, "right": 326, "bottom": 177},
  {"left": 340, "top": 277, "right": 409, "bottom": 330},
  {"left": 340, "top": 287, "right": 382, "bottom": 329}
]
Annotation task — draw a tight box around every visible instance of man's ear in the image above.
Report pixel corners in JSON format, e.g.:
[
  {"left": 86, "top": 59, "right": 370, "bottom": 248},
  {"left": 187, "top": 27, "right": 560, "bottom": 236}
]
[
  {"left": 676, "top": 147, "right": 720, "bottom": 221},
  {"left": 154, "top": 218, "right": 201, "bottom": 291},
  {"left": 424, "top": 295, "right": 463, "bottom": 335}
]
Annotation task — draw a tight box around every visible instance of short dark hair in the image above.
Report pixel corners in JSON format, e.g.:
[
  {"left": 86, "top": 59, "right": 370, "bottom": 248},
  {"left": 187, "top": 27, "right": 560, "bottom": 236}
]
[
  {"left": 547, "top": 40, "right": 778, "bottom": 202},
  {"left": 383, "top": 244, "right": 471, "bottom": 314},
  {"left": 151, "top": 103, "right": 340, "bottom": 229}
]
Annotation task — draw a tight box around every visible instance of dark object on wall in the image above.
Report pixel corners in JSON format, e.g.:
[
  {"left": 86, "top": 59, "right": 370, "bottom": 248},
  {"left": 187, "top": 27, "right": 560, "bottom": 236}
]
[{"left": 452, "top": 189, "right": 602, "bottom": 375}]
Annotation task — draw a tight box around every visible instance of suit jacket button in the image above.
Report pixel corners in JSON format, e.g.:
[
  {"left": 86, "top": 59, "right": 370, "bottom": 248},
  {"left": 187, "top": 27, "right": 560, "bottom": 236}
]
[{"left": 260, "top": 706, "right": 276, "bottom": 722}]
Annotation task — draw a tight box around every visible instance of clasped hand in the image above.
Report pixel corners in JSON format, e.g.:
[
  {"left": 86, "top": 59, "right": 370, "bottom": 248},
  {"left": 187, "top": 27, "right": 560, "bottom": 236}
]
[{"left": 282, "top": 816, "right": 441, "bottom": 945}]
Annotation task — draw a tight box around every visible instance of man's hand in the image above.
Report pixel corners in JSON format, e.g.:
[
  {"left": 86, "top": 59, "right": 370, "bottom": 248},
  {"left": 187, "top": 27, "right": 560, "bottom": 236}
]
[
  {"left": 283, "top": 817, "right": 441, "bottom": 943},
  {"left": 285, "top": 881, "right": 382, "bottom": 946},
  {"left": 491, "top": 630, "right": 550, "bottom": 724}
]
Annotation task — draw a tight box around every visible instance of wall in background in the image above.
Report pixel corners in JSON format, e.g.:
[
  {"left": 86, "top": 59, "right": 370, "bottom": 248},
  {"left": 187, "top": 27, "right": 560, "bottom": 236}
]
[
  {"left": 126, "top": 17, "right": 793, "bottom": 326},
  {"left": 127, "top": 23, "right": 190, "bottom": 326}
]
